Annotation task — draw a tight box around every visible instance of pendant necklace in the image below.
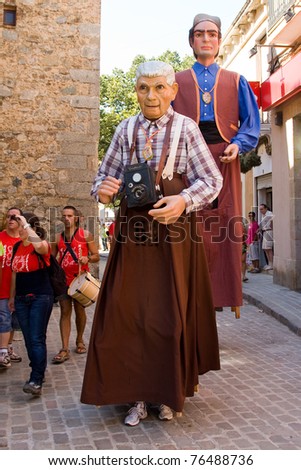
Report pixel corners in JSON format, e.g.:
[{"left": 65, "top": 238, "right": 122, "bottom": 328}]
[
  {"left": 192, "top": 74, "right": 215, "bottom": 104},
  {"left": 140, "top": 125, "right": 161, "bottom": 160},
  {"left": 199, "top": 85, "right": 215, "bottom": 104}
]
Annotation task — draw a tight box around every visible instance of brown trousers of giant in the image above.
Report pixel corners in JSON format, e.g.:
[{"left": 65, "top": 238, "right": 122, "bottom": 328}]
[
  {"left": 198, "top": 142, "right": 243, "bottom": 308},
  {"left": 81, "top": 175, "right": 220, "bottom": 412}
]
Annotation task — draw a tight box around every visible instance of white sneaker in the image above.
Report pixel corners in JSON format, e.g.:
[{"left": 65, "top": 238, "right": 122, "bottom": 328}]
[
  {"left": 23, "top": 381, "right": 42, "bottom": 396},
  {"left": 158, "top": 404, "right": 173, "bottom": 421},
  {"left": 263, "top": 265, "right": 273, "bottom": 271},
  {"left": 124, "top": 401, "right": 147, "bottom": 426}
]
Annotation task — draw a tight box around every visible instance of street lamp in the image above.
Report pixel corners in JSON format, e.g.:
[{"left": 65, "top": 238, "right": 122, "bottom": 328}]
[{"left": 249, "top": 43, "right": 293, "bottom": 59}]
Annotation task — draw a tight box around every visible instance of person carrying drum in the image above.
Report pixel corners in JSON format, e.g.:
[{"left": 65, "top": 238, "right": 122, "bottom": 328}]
[{"left": 51, "top": 205, "right": 99, "bottom": 364}]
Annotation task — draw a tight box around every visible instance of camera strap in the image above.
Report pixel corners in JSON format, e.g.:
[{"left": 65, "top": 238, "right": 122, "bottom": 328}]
[
  {"left": 127, "top": 115, "right": 175, "bottom": 187},
  {"left": 161, "top": 114, "right": 184, "bottom": 181},
  {"left": 60, "top": 229, "right": 79, "bottom": 264},
  {"left": 128, "top": 116, "right": 140, "bottom": 164},
  {"left": 155, "top": 116, "right": 173, "bottom": 186}
]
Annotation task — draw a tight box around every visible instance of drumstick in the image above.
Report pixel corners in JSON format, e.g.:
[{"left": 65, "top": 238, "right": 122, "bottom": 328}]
[{"left": 78, "top": 244, "right": 82, "bottom": 275}]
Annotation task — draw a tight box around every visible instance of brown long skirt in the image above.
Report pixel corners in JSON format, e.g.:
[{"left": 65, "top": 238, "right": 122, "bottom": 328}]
[
  {"left": 198, "top": 142, "right": 243, "bottom": 308},
  {"left": 81, "top": 176, "right": 220, "bottom": 412}
]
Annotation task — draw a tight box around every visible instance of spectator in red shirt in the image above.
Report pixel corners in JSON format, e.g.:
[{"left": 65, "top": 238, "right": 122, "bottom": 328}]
[
  {"left": 0, "top": 207, "right": 23, "bottom": 370},
  {"left": 8, "top": 213, "right": 53, "bottom": 395}
]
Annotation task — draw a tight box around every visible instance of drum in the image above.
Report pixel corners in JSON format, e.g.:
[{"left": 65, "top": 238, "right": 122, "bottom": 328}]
[{"left": 67, "top": 271, "right": 101, "bottom": 307}]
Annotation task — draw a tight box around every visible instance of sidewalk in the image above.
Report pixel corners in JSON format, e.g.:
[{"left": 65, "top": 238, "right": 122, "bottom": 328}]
[{"left": 242, "top": 270, "right": 301, "bottom": 336}]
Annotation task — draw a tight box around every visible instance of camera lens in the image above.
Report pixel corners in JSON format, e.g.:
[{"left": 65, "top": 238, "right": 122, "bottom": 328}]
[
  {"left": 132, "top": 172, "right": 142, "bottom": 183},
  {"left": 133, "top": 184, "right": 147, "bottom": 202}
]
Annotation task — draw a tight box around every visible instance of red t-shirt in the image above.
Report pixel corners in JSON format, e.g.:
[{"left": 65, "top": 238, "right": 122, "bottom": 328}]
[
  {"left": 246, "top": 221, "right": 259, "bottom": 245},
  {"left": 11, "top": 242, "right": 52, "bottom": 296},
  {"left": 57, "top": 228, "right": 89, "bottom": 286},
  {"left": 0, "top": 260, "right": 2, "bottom": 289},
  {"left": 0, "top": 231, "right": 21, "bottom": 299},
  {"left": 11, "top": 243, "right": 51, "bottom": 273},
  {"left": 108, "top": 222, "right": 115, "bottom": 236}
]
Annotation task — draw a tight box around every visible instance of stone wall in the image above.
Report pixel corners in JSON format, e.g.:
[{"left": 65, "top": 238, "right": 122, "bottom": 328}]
[{"left": 0, "top": 0, "right": 101, "bottom": 243}]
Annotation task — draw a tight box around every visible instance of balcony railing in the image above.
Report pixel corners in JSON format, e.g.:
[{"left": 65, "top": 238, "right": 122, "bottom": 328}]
[{"left": 268, "top": 0, "right": 296, "bottom": 28}]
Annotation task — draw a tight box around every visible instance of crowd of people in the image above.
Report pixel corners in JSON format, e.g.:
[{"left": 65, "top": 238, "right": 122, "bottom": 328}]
[
  {"left": 1, "top": 11, "right": 272, "bottom": 427},
  {"left": 0, "top": 205, "right": 99, "bottom": 396}
]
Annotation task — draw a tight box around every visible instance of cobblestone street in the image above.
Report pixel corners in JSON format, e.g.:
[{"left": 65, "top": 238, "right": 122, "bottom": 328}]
[{"left": 1, "top": 286, "right": 301, "bottom": 450}]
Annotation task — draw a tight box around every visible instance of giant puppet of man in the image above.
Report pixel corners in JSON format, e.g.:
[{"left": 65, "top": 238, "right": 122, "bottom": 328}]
[
  {"left": 81, "top": 61, "right": 223, "bottom": 426},
  {"left": 173, "top": 14, "right": 260, "bottom": 316}
]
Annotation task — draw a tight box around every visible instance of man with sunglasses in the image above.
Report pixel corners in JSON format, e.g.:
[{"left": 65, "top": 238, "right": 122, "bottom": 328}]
[
  {"left": 173, "top": 13, "right": 260, "bottom": 316},
  {"left": 0, "top": 208, "right": 23, "bottom": 369}
]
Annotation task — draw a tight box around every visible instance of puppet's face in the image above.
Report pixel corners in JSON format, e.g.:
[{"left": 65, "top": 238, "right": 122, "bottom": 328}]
[
  {"left": 190, "top": 20, "right": 221, "bottom": 61},
  {"left": 135, "top": 75, "right": 178, "bottom": 120}
]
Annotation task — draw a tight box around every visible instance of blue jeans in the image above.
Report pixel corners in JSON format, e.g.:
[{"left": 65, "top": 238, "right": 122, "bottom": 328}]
[
  {"left": 15, "top": 294, "right": 53, "bottom": 385},
  {"left": 0, "top": 299, "right": 11, "bottom": 333},
  {"left": 0, "top": 299, "right": 20, "bottom": 332}
]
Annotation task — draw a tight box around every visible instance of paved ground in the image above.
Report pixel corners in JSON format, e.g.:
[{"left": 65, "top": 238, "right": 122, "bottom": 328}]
[{"left": 1, "top": 258, "right": 301, "bottom": 450}]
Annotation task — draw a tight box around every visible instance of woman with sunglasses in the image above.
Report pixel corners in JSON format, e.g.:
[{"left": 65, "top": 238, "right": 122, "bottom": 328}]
[{"left": 8, "top": 212, "right": 53, "bottom": 396}]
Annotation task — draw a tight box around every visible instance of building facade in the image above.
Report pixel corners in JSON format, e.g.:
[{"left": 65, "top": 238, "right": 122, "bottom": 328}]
[
  {"left": 0, "top": 0, "right": 101, "bottom": 241},
  {"left": 219, "top": 0, "right": 301, "bottom": 291}
]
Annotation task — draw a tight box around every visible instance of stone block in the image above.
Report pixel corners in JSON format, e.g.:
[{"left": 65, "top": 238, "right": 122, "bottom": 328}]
[
  {"left": 56, "top": 132, "right": 95, "bottom": 143},
  {"left": 19, "top": 90, "right": 39, "bottom": 101},
  {"left": 56, "top": 181, "right": 94, "bottom": 197},
  {"left": 60, "top": 141, "right": 97, "bottom": 156},
  {"left": 55, "top": 155, "right": 88, "bottom": 170},
  {"left": 56, "top": 16, "right": 67, "bottom": 24},
  {"left": 61, "top": 87, "right": 77, "bottom": 95},
  {"left": 2, "top": 30, "right": 18, "bottom": 41},
  {"left": 79, "top": 24, "right": 100, "bottom": 37},
  {"left": 81, "top": 46, "right": 100, "bottom": 60},
  {"left": 70, "top": 69, "right": 98, "bottom": 84},
  {"left": 0, "top": 86, "right": 12, "bottom": 98},
  {"left": 69, "top": 96, "right": 99, "bottom": 109}
]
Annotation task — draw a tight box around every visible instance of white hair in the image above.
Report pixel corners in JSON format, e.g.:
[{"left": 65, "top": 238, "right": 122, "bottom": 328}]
[{"left": 135, "top": 61, "right": 176, "bottom": 86}]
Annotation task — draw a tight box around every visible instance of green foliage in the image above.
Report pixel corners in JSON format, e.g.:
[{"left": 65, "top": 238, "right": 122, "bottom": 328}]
[
  {"left": 98, "top": 50, "right": 194, "bottom": 160},
  {"left": 239, "top": 150, "right": 262, "bottom": 174}
]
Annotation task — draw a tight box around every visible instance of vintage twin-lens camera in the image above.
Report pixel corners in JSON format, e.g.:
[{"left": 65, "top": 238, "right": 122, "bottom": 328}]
[{"left": 124, "top": 162, "right": 161, "bottom": 208}]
